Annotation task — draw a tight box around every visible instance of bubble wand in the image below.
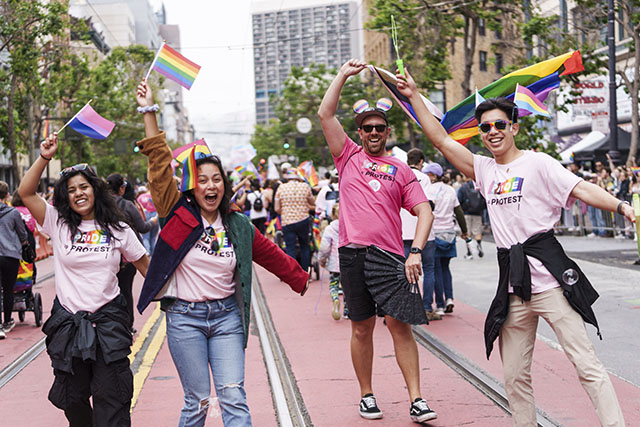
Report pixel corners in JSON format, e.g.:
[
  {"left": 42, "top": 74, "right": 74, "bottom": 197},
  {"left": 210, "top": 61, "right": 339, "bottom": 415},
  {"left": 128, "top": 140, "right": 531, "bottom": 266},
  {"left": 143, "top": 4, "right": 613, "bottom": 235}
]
[{"left": 391, "top": 15, "right": 405, "bottom": 76}]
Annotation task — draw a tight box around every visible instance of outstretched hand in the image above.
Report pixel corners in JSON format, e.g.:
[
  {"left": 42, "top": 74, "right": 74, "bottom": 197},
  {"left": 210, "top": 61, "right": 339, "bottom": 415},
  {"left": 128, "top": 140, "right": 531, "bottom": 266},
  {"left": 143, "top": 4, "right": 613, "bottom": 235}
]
[
  {"left": 396, "top": 68, "right": 418, "bottom": 98},
  {"left": 136, "top": 79, "right": 154, "bottom": 107},
  {"left": 40, "top": 134, "right": 58, "bottom": 159},
  {"left": 339, "top": 59, "right": 368, "bottom": 78}
]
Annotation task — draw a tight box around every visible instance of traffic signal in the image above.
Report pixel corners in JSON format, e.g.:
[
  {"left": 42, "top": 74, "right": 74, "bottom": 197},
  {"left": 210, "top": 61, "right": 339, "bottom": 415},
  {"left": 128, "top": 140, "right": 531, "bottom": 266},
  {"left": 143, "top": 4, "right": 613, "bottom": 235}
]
[{"left": 283, "top": 139, "right": 290, "bottom": 149}]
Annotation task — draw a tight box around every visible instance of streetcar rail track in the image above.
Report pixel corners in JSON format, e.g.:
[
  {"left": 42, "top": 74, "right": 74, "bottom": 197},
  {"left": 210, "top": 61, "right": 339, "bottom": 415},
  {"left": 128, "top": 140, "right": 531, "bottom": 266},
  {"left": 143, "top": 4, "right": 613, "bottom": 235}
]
[
  {"left": 252, "top": 269, "right": 310, "bottom": 427},
  {"left": 412, "top": 325, "right": 561, "bottom": 427}
]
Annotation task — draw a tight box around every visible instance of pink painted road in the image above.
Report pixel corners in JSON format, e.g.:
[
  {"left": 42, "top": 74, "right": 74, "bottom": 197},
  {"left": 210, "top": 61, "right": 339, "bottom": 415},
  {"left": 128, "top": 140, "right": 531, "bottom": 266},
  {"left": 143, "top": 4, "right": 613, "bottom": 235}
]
[{"left": 2, "top": 258, "right": 639, "bottom": 426}]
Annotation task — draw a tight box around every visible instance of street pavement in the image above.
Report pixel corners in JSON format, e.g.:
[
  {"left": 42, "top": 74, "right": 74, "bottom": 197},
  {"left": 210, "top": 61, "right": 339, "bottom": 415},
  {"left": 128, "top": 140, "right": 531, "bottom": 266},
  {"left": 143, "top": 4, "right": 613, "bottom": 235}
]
[{"left": 1, "top": 233, "right": 639, "bottom": 426}]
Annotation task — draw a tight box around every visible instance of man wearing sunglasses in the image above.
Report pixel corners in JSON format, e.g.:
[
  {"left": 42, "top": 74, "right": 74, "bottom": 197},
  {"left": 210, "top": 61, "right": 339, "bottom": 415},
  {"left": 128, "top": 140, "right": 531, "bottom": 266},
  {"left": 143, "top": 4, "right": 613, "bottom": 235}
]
[
  {"left": 318, "top": 59, "right": 437, "bottom": 423},
  {"left": 396, "top": 70, "right": 631, "bottom": 426}
]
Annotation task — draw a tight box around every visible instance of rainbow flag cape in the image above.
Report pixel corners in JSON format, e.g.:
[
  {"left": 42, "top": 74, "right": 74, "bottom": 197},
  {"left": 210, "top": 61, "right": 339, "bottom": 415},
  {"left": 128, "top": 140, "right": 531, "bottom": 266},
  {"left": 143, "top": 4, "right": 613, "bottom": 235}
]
[
  {"left": 369, "top": 65, "right": 443, "bottom": 127},
  {"left": 440, "top": 50, "right": 583, "bottom": 143},
  {"left": 150, "top": 42, "right": 201, "bottom": 90},
  {"left": 297, "top": 160, "right": 319, "bottom": 187},
  {"left": 180, "top": 146, "right": 198, "bottom": 192},
  {"left": 173, "top": 139, "right": 210, "bottom": 163},
  {"left": 15, "top": 260, "right": 34, "bottom": 292},
  {"left": 514, "top": 83, "right": 551, "bottom": 118},
  {"left": 68, "top": 103, "right": 115, "bottom": 139}
]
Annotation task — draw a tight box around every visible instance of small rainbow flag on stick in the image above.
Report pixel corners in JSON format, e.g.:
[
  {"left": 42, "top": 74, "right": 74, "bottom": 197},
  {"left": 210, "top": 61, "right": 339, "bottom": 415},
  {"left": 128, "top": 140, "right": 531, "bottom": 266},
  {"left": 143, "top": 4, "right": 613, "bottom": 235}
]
[
  {"left": 146, "top": 42, "right": 201, "bottom": 90},
  {"left": 514, "top": 83, "right": 551, "bottom": 118},
  {"left": 60, "top": 101, "right": 115, "bottom": 140},
  {"left": 180, "top": 147, "right": 198, "bottom": 192}
]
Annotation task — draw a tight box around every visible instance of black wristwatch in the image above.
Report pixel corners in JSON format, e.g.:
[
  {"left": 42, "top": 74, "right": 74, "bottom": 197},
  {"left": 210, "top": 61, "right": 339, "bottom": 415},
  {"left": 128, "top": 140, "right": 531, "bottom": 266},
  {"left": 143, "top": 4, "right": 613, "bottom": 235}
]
[{"left": 410, "top": 247, "right": 422, "bottom": 254}]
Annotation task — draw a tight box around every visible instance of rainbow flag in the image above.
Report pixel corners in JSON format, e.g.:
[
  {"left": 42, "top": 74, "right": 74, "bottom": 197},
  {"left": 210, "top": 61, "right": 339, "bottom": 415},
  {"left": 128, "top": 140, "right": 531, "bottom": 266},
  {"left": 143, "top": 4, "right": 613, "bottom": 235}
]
[
  {"left": 266, "top": 216, "right": 282, "bottom": 235},
  {"left": 42, "top": 118, "right": 50, "bottom": 139},
  {"left": 631, "top": 167, "right": 640, "bottom": 175},
  {"left": 173, "top": 139, "right": 210, "bottom": 163},
  {"left": 15, "top": 260, "right": 34, "bottom": 292},
  {"left": 514, "top": 83, "right": 550, "bottom": 118},
  {"left": 68, "top": 103, "right": 115, "bottom": 139},
  {"left": 297, "top": 160, "right": 319, "bottom": 187},
  {"left": 180, "top": 146, "right": 198, "bottom": 192},
  {"left": 440, "top": 50, "right": 583, "bottom": 143},
  {"left": 311, "top": 215, "right": 322, "bottom": 248},
  {"left": 369, "top": 65, "right": 443, "bottom": 128},
  {"left": 151, "top": 42, "right": 201, "bottom": 90}
]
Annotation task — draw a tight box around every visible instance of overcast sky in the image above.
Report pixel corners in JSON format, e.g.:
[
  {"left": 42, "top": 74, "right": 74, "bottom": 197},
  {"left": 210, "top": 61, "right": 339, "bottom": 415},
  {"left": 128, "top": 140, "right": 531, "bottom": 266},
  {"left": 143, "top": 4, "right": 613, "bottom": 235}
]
[{"left": 152, "top": 0, "right": 256, "bottom": 156}]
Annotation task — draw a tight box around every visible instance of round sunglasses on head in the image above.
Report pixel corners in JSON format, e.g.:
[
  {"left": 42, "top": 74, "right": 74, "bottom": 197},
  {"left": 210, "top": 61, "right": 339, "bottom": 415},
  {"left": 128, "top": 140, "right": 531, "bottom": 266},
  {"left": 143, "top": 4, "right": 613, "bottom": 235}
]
[
  {"left": 478, "top": 119, "right": 511, "bottom": 134},
  {"left": 60, "top": 163, "right": 93, "bottom": 177}
]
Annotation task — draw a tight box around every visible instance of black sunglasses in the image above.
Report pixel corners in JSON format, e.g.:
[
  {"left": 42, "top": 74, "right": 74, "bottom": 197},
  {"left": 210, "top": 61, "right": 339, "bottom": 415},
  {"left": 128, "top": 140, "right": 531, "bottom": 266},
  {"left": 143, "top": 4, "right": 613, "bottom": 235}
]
[
  {"left": 361, "top": 124, "right": 387, "bottom": 133},
  {"left": 204, "top": 226, "right": 220, "bottom": 252},
  {"left": 60, "top": 163, "right": 93, "bottom": 177},
  {"left": 478, "top": 119, "right": 510, "bottom": 134}
]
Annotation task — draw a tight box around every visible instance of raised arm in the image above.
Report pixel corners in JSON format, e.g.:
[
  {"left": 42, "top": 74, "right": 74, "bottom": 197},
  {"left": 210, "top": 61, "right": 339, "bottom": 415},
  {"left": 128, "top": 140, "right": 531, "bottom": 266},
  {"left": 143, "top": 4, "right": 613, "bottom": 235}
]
[
  {"left": 571, "top": 180, "right": 635, "bottom": 223},
  {"left": 318, "top": 59, "right": 368, "bottom": 157},
  {"left": 396, "top": 70, "right": 476, "bottom": 181},
  {"left": 18, "top": 134, "right": 58, "bottom": 226},
  {"left": 135, "top": 80, "right": 180, "bottom": 218}
]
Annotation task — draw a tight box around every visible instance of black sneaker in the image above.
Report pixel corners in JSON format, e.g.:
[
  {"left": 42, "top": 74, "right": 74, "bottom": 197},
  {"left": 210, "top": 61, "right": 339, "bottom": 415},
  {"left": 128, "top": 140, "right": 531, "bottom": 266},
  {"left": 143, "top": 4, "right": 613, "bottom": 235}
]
[
  {"left": 410, "top": 398, "right": 437, "bottom": 423},
  {"left": 2, "top": 319, "right": 15, "bottom": 333},
  {"left": 359, "top": 393, "right": 383, "bottom": 419}
]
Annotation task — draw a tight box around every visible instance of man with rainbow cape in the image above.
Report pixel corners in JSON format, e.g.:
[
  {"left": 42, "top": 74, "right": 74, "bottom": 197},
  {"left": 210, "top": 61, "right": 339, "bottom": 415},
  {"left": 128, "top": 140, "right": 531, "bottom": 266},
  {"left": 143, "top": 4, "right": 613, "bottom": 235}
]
[{"left": 395, "top": 60, "right": 631, "bottom": 426}]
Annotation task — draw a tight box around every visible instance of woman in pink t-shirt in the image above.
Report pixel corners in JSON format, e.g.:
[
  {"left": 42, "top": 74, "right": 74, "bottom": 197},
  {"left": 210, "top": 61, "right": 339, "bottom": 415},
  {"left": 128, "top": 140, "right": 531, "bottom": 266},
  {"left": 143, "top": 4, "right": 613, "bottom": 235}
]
[{"left": 18, "top": 134, "right": 149, "bottom": 427}]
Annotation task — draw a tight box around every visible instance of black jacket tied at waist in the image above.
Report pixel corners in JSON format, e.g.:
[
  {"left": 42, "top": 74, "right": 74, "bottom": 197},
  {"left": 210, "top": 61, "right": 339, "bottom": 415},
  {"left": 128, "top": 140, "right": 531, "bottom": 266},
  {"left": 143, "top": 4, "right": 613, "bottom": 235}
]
[
  {"left": 484, "top": 229, "right": 601, "bottom": 359},
  {"left": 42, "top": 294, "right": 132, "bottom": 374}
]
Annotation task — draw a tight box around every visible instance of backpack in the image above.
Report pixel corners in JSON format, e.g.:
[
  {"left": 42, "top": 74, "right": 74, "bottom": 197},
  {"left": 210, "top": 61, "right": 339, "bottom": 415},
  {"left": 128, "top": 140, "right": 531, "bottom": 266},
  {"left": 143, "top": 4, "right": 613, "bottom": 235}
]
[
  {"left": 21, "top": 221, "right": 36, "bottom": 264},
  {"left": 252, "top": 192, "right": 264, "bottom": 212},
  {"left": 459, "top": 182, "right": 485, "bottom": 214}
]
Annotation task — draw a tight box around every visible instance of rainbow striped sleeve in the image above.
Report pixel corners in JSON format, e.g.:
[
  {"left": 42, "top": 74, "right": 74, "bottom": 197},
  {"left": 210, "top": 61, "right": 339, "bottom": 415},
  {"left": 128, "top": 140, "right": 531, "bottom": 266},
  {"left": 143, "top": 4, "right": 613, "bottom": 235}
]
[{"left": 153, "top": 43, "right": 201, "bottom": 90}]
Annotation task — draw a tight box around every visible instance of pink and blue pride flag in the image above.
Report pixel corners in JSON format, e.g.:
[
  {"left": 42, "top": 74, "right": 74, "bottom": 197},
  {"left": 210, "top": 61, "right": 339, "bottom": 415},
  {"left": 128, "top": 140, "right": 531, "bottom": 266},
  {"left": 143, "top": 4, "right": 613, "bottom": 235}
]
[
  {"left": 514, "top": 83, "right": 550, "bottom": 118},
  {"left": 148, "top": 42, "right": 201, "bottom": 90},
  {"left": 67, "top": 103, "right": 115, "bottom": 139}
]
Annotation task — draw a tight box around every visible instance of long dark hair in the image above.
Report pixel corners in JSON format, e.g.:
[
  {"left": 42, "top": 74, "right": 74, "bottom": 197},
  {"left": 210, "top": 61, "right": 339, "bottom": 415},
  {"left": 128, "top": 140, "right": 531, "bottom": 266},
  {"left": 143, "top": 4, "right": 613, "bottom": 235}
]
[
  {"left": 53, "top": 169, "right": 127, "bottom": 243},
  {"left": 186, "top": 155, "right": 233, "bottom": 230}
]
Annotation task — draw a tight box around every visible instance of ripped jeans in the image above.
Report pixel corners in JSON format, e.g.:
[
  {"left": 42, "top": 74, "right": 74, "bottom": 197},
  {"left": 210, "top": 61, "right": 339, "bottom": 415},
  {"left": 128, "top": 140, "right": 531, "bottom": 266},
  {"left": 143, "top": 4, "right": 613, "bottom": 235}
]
[{"left": 166, "top": 296, "right": 251, "bottom": 427}]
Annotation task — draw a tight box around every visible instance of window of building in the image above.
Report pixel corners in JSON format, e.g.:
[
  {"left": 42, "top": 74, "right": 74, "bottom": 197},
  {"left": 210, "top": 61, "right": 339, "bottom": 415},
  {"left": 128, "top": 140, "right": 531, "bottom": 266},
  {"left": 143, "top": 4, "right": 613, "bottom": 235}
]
[
  {"left": 479, "top": 51, "right": 487, "bottom": 72},
  {"left": 495, "top": 53, "right": 503, "bottom": 74},
  {"left": 478, "top": 18, "right": 485, "bottom": 36},
  {"left": 494, "top": 20, "right": 502, "bottom": 39}
]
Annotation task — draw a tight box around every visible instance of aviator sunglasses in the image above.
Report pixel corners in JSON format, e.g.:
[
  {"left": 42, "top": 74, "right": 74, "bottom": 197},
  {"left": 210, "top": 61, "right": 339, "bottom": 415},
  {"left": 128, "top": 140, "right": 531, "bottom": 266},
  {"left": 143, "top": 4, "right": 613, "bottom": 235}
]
[
  {"left": 204, "top": 226, "right": 220, "bottom": 252},
  {"left": 60, "top": 163, "right": 94, "bottom": 177},
  {"left": 361, "top": 124, "right": 387, "bottom": 133},
  {"left": 478, "top": 119, "right": 511, "bottom": 134}
]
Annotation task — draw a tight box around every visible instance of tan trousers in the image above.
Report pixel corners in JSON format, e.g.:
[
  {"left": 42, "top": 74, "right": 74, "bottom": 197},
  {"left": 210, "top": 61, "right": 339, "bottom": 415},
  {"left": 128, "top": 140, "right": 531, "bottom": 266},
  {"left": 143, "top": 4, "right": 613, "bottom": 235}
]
[{"left": 499, "top": 287, "right": 625, "bottom": 427}]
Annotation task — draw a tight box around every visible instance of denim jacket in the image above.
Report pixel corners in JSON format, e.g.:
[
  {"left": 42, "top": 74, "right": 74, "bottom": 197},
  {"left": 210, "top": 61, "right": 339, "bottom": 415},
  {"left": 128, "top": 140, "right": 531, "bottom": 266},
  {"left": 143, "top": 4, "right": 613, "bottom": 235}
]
[{"left": 135, "top": 132, "right": 308, "bottom": 347}]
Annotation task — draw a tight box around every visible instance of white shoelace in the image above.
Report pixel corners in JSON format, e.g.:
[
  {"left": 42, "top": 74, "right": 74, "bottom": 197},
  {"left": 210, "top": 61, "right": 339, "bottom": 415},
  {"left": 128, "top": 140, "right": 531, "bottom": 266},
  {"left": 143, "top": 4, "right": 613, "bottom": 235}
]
[
  {"left": 362, "top": 396, "right": 377, "bottom": 409},
  {"left": 413, "top": 399, "right": 430, "bottom": 411}
]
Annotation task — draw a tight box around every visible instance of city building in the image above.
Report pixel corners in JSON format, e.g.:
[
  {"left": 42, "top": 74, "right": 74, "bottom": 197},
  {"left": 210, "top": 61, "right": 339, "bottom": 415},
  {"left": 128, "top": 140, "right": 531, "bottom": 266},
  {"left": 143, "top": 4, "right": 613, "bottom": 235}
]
[{"left": 251, "top": 0, "right": 362, "bottom": 124}]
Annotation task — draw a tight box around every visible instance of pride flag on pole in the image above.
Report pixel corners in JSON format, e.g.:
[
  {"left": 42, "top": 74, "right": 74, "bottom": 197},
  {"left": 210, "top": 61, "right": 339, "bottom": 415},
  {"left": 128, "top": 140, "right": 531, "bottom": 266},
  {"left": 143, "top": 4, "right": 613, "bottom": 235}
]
[
  {"left": 180, "top": 147, "right": 198, "bottom": 192},
  {"left": 42, "top": 118, "right": 50, "bottom": 139},
  {"left": 297, "top": 160, "right": 319, "bottom": 187},
  {"left": 67, "top": 103, "right": 115, "bottom": 139},
  {"left": 514, "top": 83, "right": 551, "bottom": 118},
  {"left": 147, "top": 42, "right": 201, "bottom": 90}
]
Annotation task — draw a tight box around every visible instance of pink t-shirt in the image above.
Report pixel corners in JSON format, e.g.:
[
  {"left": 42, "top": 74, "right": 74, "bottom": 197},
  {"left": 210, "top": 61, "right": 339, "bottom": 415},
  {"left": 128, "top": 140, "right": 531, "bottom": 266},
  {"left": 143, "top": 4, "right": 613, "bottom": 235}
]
[
  {"left": 473, "top": 151, "right": 582, "bottom": 294},
  {"left": 426, "top": 181, "right": 460, "bottom": 231},
  {"left": 333, "top": 135, "right": 428, "bottom": 256},
  {"left": 174, "top": 214, "right": 237, "bottom": 302},
  {"left": 41, "top": 203, "right": 146, "bottom": 314},
  {"left": 16, "top": 206, "right": 37, "bottom": 232},
  {"left": 137, "top": 192, "right": 156, "bottom": 213}
]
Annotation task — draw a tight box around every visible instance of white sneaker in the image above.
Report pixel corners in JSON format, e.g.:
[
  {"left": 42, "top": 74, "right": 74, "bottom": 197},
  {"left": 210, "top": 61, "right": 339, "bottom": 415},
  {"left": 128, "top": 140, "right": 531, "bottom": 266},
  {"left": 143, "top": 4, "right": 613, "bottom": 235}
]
[
  {"left": 435, "top": 307, "right": 445, "bottom": 317},
  {"left": 445, "top": 298, "right": 454, "bottom": 313},
  {"left": 0, "top": 329, "right": 5, "bottom": 340},
  {"left": 587, "top": 233, "right": 596, "bottom": 238}
]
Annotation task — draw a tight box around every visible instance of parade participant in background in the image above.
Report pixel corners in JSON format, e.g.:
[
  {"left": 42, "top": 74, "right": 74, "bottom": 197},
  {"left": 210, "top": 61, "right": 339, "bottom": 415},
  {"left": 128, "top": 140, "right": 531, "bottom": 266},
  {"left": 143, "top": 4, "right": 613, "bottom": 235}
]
[
  {"left": 0, "top": 181, "right": 28, "bottom": 339},
  {"left": 397, "top": 69, "right": 630, "bottom": 426},
  {"left": 246, "top": 178, "right": 268, "bottom": 235},
  {"left": 135, "top": 80, "right": 309, "bottom": 427},
  {"left": 106, "top": 173, "right": 157, "bottom": 330},
  {"left": 18, "top": 134, "right": 149, "bottom": 426},
  {"left": 318, "top": 203, "right": 348, "bottom": 319},
  {"left": 318, "top": 59, "right": 436, "bottom": 424},
  {"left": 137, "top": 185, "right": 160, "bottom": 255},
  {"left": 400, "top": 149, "right": 439, "bottom": 320},
  {"left": 274, "top": 168, "right": 315, "bottom": 271},
  {"left": 457, "top": 174, "right": 486, "bottom": 259},
  {"left": 315, "top": 168, "right": 340, "bottom": 223},
  {"left": 424, "top": 163, "right": 467, "bottom": 317}
]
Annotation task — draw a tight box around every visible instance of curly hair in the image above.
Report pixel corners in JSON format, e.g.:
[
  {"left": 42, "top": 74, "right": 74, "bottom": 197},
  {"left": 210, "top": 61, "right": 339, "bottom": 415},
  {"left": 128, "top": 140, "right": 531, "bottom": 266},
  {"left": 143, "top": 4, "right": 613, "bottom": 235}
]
[
  {"left": 53, "top": 169, "right": 127, "bottom": 243},
  {"left": 185, "top": 155, "right": 233, "bottom": 231}
]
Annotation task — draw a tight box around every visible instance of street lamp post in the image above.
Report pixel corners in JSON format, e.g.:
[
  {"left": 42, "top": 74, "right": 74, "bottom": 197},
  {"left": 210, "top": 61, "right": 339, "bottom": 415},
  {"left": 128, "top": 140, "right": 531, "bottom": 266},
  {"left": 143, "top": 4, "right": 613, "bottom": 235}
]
[{"left": 607, "top": 0, "right": 620, "bottom": 164}]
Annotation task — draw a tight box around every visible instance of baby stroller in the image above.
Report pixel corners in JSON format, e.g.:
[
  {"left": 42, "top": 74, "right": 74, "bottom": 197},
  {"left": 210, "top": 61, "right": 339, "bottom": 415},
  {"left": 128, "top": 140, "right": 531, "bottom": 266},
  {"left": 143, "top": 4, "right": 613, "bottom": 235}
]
[{"left": 13, "top": 260, "right": 43, "bottom": 327}]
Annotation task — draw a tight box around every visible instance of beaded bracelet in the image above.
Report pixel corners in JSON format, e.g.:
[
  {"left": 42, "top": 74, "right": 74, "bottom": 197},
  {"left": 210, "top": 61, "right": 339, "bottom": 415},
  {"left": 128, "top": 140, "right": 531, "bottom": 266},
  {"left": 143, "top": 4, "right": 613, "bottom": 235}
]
[{"left": 137, "top": 104, "right": 159, "bottom": 114}]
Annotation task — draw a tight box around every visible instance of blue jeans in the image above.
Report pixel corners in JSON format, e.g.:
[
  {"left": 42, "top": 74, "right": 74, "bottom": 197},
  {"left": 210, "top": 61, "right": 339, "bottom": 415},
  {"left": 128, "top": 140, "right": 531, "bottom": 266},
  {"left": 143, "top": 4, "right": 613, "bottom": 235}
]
[
  {"left": 166, "top": 297, "right": 251, "bottom": 427},
  {"left": 434, "top": 256, "right": 452, "bottom": 308},
  {"left": 282, "top": 217, "right": 310, "bottom": 271},
  {"left": 142, "top": 211, "right": 159, "bottom": 255},
  {"left": 404, "top": 240, "right": 436, "bottom": 312},
  {"left": 588, "top": 205, "right": 605, "bottom": 236}
]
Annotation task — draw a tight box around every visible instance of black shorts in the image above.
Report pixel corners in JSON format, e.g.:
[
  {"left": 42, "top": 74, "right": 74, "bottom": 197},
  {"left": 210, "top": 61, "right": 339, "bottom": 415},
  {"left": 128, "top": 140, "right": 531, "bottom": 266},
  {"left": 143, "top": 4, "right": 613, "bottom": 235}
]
[{"left": 338, "top": 247, "right": 384, "bottom": 322}]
